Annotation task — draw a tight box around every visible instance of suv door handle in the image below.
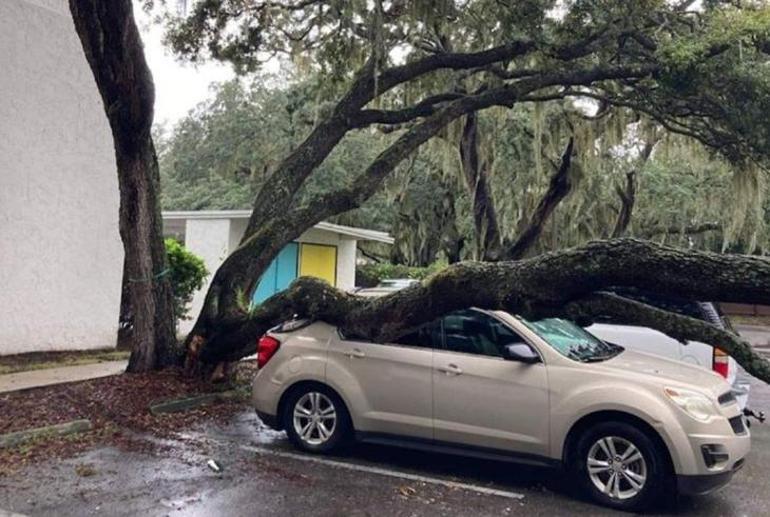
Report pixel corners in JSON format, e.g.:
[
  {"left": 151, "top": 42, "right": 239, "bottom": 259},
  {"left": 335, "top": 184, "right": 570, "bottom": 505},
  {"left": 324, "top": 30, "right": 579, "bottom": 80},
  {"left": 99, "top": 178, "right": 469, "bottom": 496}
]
[
  {"left": 347, "top": 348, "right": 365, "bottom": 359},
  {"left": 438, "top": 363, "right": 463, "bottom": 376}
]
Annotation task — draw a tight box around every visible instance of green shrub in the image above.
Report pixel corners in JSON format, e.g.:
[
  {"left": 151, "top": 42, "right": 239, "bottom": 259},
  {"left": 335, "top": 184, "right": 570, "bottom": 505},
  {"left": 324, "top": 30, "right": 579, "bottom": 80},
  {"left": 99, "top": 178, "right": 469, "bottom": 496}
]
[
  {"left": 355, "top": 262, "right": 445, "bottom": 288},
  {"left": 165, "top": 238, "right": 208, "bottom": 322}
]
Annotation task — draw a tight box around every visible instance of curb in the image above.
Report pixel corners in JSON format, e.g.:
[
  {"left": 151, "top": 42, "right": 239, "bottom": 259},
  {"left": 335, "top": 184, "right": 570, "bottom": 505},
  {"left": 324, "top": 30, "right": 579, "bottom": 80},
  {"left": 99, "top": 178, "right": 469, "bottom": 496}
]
[
  {"left": 0, "top": 419, "right": 92, "bottom": 448},
  {"left": 149, "top": 389, "right": 242, "bottom": 415}
]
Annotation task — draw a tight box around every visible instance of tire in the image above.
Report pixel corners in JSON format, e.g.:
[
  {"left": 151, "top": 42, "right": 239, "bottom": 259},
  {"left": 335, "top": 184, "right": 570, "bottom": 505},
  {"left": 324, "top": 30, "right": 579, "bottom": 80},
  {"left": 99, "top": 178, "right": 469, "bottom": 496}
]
[
  {"left": 571, "top": 421, "right": 670, "bottom": 512},
  {"left": 282, "top": 384, "right": 351, "bottom": 453}
]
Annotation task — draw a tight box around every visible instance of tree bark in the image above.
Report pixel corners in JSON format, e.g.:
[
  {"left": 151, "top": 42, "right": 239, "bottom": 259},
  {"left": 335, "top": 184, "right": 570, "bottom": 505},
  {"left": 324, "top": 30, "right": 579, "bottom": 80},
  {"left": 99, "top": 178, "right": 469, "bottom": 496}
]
[
  {"left": 611, "top": 170, "right": 637, "bottom": 238},
  {"left": 459, "top": 112, "right": 503, "bottom": 260},
  {"left": 503, "top": 138, "right": 575, "bottom": 260},
  {"left": 611, "top": 135, "right": 656, "bottom": 238},
  {"left": 69, "top": 0, "right": 178, "bottom": 372}
]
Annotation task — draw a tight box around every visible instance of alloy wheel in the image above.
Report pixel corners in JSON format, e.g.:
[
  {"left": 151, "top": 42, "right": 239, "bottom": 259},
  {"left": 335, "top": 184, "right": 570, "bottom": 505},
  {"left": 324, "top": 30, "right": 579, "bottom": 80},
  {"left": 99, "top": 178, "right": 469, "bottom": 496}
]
[
  {"left": 292, "top": 392, "right": 337, "bottom": 446},
  {"left": 586, "top": 435, "right": 648, "bottom": 500}
]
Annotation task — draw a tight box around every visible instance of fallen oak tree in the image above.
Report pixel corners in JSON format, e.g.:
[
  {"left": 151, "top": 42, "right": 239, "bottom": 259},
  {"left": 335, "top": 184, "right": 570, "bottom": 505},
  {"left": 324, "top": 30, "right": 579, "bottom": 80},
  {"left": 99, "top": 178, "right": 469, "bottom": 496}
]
[{"left": 196, "top": 238, "right": 770, "bottom": 385}]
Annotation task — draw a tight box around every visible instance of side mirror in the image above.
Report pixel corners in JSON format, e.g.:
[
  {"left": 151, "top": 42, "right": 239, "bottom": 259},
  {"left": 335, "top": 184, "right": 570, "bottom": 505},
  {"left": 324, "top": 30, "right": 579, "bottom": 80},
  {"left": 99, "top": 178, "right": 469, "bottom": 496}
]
[{"left": 503, "top": 343, "right": 541, "bottom": 364}]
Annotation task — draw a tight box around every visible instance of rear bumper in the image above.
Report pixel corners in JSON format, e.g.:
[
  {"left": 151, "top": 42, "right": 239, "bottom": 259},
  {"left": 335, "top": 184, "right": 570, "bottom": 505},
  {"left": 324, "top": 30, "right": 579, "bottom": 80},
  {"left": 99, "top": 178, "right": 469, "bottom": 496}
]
[{"left": 678, "top": 458, "right": 745, "bottom": 495}]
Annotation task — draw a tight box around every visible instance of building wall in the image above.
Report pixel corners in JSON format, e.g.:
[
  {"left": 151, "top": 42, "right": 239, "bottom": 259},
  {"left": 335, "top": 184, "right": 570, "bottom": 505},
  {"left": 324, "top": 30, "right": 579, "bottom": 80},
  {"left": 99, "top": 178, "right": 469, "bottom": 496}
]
[
  {"left": 336, "top": 238, "right": 357, "bottom": 291},
  {"left": 179, "top": 219, "right": 232, "bottom": 335},
  {"left": 175, "top": 217, "right": 362, "bottom": 334},
  {"left": 0, "top": 0, "right": 123, "bottom": 354}
]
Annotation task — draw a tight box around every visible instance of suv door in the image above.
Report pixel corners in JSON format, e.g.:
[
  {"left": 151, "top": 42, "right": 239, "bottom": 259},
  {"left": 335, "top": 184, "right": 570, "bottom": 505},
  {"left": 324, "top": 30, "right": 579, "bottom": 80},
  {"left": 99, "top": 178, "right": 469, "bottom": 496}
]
[
  {"left": 326, "top": 321, "right": 440, "bottom": 440},
  {"left": 432, "top": 310, "right": 550, "bottom": 456}
]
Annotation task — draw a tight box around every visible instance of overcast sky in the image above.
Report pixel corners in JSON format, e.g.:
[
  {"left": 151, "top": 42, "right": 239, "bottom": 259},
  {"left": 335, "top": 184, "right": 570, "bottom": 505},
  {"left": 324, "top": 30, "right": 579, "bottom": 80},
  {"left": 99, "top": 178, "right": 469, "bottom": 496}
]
[{"left": 134, "top": 4, "right": 234, "bottom": 126}]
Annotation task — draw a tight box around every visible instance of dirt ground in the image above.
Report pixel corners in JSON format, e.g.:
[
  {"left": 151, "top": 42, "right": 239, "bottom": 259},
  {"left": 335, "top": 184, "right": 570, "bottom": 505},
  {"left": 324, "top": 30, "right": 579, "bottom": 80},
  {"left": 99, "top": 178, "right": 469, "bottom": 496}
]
[{"left": 0, "top": 364, "right": 256, "bottom": 476}]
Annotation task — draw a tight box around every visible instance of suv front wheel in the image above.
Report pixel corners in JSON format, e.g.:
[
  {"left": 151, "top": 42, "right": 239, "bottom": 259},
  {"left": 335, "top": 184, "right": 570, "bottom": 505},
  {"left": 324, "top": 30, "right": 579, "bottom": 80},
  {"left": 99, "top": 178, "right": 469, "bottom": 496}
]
[
  {"left": 573, "top": 421, "right": 670, "bottom": 512},
  {"left": 282, "top": 384, "right": 351, "bottom": 453}
]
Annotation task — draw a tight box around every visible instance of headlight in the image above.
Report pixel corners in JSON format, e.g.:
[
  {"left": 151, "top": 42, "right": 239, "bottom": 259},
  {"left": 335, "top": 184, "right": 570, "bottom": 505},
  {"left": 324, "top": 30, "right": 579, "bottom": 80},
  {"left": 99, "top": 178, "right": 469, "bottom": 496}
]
[{"left": 664, "top": 387, "right": 718, "bottom": 422}]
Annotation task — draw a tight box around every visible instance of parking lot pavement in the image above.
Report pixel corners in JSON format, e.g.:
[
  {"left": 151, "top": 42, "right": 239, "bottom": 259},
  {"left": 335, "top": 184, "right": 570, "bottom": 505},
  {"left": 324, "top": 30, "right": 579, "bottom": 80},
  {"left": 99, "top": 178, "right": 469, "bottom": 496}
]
[{"left": 1, "top": 379, "right": 769, "bottom": 516}]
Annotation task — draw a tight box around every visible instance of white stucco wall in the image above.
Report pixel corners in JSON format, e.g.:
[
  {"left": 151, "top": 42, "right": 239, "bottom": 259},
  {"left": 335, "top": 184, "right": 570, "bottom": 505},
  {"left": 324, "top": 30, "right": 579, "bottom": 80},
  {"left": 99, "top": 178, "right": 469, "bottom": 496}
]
[
  {"left": 178, "top": 219, "right": 232, "bottom": 335},
  {"left": 0, "top": 0, "right": 123, "bottom": 354},
  {"left": 336, "top": 238, "right": 357, "bottom": 291}
]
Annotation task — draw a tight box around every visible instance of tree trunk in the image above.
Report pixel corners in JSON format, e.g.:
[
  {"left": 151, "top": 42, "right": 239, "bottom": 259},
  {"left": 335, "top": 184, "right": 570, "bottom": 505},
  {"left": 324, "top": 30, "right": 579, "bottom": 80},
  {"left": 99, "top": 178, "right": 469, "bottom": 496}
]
[
  {"left": 194, "top": 239, "right": 770, "bottom": 383},
  {"left": 459, "top": 113, "right": 503, "bottom": 260},
  {"left": 118, "top": 142, "right": 179, "bottom": 371},
  {"left": 69, "top": 0, "right": 177, "bottom": 371}
]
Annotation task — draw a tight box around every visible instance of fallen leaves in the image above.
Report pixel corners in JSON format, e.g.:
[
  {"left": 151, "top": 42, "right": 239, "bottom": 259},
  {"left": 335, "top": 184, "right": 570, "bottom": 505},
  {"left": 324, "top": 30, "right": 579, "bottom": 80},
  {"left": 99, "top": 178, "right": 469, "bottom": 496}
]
[
  {"left": 0, "top": 363, "right": 257, "bottom": 476},
  {"left": 74, "top": 463, "right": 97, "bottom": 477}
]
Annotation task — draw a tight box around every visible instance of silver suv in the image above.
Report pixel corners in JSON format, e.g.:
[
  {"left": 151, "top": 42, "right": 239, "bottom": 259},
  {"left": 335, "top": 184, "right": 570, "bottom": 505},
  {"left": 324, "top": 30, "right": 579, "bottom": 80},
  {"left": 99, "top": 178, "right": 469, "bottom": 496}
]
[{"left": 252, "top": 308, "right": 750, "bottom": 511}]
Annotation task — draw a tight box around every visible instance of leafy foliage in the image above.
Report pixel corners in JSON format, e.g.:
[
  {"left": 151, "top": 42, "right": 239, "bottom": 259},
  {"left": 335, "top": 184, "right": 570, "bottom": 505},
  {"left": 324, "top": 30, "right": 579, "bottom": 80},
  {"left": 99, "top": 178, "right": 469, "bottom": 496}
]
[
  {"left": 164, "top": 238, "right": 208, "bottom": 322},
  {"left": 159, "top": 76, "right": 770, "bottom": 267}
]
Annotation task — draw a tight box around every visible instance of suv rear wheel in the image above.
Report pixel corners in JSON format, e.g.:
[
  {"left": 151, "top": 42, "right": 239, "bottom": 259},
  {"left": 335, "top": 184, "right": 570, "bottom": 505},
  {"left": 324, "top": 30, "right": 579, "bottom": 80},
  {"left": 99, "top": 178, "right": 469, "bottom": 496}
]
[
  {"left": 282, "top": 384, "right": 351, "bottom": 453},
  {"left": 572, "top": 421, "right": 669, "bottom": 512}
]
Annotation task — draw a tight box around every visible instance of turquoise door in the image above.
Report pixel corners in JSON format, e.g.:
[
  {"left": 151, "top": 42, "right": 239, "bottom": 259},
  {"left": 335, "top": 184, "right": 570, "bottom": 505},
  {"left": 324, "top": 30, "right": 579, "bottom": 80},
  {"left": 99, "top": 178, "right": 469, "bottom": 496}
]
[{"left": 252, "top": 243, "right": 299, "bottom": 304}]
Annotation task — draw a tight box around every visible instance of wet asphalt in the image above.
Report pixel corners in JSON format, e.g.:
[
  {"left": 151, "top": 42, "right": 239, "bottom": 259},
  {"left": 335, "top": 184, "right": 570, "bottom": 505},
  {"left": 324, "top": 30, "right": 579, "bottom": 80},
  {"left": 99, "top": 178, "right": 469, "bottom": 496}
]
[{"left": 1, "top": 379, "right": 769, "bottom": 517}]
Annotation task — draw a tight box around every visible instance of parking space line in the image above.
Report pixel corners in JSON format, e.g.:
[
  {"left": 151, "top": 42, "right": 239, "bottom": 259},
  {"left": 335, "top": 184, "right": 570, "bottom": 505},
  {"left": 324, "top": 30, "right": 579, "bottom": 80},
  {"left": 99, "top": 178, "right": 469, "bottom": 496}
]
[{"left": 240, "top": 445, "right": 525, "bottom": 500}]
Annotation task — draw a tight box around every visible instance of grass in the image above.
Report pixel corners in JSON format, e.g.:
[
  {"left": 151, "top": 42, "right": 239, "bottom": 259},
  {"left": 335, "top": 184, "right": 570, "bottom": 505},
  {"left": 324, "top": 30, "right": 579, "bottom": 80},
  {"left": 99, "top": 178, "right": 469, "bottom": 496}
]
[{"left": 0, "top": 349, "right": 130, "bottom": 375}]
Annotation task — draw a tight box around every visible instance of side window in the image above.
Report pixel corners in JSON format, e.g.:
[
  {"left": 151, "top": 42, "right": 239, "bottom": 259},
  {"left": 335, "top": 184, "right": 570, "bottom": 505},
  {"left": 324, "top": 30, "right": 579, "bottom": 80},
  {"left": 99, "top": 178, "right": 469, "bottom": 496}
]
[
  {"left": 442, "top": 310, "right": 527, "bottom": 357},
  {"left": 392, "top": 319, "right": 442, "bottom": 349}
]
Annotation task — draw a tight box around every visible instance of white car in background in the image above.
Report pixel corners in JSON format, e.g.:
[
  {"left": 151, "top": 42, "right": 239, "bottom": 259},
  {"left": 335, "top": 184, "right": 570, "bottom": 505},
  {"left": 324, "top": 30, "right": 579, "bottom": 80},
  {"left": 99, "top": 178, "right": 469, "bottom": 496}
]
[
  {"left": 585, "top": 291, "right": 751, "bottom": 410},
  {"left": 357, "top": 283, "right": 751, "bottom": 409}
]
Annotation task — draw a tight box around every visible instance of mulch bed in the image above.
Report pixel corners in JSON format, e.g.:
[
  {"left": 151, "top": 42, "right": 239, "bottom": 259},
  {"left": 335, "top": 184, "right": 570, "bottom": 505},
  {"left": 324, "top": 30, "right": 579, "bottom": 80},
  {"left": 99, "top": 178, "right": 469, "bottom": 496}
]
[{"left": 0, "top": 362, "right": 258, "bottom": 476}]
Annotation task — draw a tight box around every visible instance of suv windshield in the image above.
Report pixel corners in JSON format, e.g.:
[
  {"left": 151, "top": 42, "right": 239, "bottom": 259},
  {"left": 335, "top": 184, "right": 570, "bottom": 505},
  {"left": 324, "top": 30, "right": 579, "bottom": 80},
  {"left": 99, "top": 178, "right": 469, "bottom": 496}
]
[{"left": 520, "top": 317, "right": 623, "bottom": 363}]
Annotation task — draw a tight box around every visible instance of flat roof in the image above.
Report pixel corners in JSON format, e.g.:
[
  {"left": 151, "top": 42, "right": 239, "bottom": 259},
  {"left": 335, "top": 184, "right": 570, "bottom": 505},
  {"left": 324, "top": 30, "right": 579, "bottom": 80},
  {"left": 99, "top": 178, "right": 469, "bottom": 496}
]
[{"left": 162, "top": 210, "right": 394, "bottom": 244}]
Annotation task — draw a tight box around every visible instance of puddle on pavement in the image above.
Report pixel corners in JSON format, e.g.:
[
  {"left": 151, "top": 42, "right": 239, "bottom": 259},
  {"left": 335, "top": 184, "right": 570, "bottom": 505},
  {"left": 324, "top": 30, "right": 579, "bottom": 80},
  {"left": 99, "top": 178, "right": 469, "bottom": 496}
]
[{"left": 177, "top": 409, "right": 286, "bottom": 450}]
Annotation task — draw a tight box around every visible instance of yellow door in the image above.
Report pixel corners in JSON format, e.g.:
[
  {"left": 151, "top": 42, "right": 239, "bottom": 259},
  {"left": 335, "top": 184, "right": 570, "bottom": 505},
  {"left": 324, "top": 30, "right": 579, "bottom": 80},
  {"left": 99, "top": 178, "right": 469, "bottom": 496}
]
[{"left": 299, "top": 243, "right": 337, "bottom": 286}]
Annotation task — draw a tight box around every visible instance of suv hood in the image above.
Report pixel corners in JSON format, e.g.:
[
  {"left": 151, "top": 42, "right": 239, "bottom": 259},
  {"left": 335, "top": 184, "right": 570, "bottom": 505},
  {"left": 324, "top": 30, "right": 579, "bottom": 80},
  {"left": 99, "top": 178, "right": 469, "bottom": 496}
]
[{"left": 600, "top": 349, "right": 729, "bottom": 396}]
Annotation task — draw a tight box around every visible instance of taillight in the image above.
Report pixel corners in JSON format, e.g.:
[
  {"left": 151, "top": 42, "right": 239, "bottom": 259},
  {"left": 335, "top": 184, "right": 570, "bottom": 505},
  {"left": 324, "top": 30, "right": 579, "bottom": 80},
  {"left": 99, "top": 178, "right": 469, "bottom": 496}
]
[
  {"left": 713, "top": 347, "right": 729, "bottom": 379},
  {"left": 257, "top": 335, "right": 281, "bottom": 369}
]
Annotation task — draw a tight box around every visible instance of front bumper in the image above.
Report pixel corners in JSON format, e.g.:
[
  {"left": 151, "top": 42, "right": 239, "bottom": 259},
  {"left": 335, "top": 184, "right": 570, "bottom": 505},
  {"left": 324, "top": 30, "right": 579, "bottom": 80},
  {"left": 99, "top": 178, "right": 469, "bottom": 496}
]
[{"left": 678, "top": 457, "right": 745, "bottom": 495}]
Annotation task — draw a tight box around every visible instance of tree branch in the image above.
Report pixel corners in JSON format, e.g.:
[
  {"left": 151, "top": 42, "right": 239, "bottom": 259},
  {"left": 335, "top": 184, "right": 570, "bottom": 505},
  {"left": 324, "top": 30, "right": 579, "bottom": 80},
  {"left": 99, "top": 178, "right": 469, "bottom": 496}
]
[
  {"left": 611, "top": 170, "right": 637, "bottom": 238},
  {"left": 351, "top": 93, "right": 465, "bottom": 128},
  {"left": 565, "top": 292, "right": 770, "bottom": 383},
  {"left": 205, "top": 239, "right": 770, "bottom": 384},
  {"left": 503, "top": 137, "right": 575, "bottom": 260}
]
